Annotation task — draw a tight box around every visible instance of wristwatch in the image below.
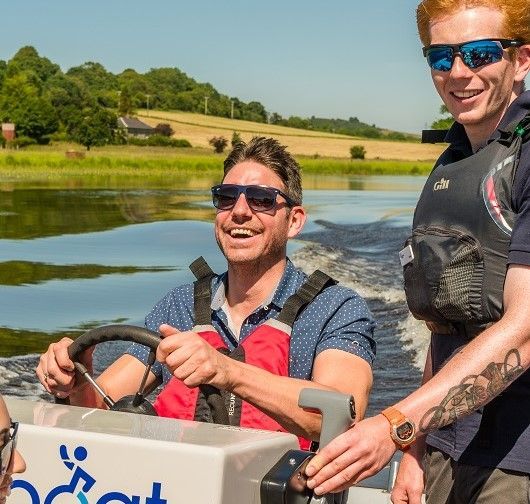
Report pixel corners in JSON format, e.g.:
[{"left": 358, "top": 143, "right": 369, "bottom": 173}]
[{"left": 381, "top": 407, "right": 416, "bottom": 450}]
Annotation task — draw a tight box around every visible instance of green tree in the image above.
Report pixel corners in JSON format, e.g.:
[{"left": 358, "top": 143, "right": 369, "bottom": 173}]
[
  {"left": 70, "top": 107, "right": 117, "bottom": 150},
  {"left": 0, "top": 73, "right": 59, "bottom": 143},
  {"left": 231, "top": 131, "right": 242, "bottom": 147},
  {"left": 350, "top": 145, "right": 366, "bottom": 160},
  {"left": 209, "top": 136, "right": 228, "bottom": 153},
  {"left": 431, "top": 104, "right": 454, "bottom": 130},
  {"left": 6, "top": 46, "right": 60, "bottom": 83},
  {"left": 118, "top": 86, "right": 134, "bottom": 116},
  {"left": 154, "top": 123, "right": 174, "bottom": 137}
]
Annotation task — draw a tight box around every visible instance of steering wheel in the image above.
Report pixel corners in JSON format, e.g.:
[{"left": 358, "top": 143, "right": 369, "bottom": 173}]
[{"left": 66, "top": 324, "right": 229, "bottom": 424}]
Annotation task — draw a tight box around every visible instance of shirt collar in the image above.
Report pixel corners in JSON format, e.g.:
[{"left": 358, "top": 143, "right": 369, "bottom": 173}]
[
  {"left": 444, "top": 90, "right": 530, "bottom": 155},
  {"left": 210, "top": 258, "right": 300, "bottom": 312}
]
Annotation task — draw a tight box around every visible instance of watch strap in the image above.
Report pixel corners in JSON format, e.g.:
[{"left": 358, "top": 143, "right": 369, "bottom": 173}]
[{"left": 381, "top": 406, "right": 406, "bottom": 425}]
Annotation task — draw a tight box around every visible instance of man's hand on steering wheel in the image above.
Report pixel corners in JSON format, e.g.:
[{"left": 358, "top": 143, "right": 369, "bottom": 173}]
[
  {"left": 36, "top": 337, "right": 81, "bottom": 398},
  {"left": 157, "top": 324, "right": 232, "bottom": 389}
]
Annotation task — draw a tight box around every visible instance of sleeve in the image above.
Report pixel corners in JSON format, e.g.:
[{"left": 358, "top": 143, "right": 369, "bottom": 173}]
[
  {"left": 125, "top": 281, "right": 202, "bottom": 384},
  {"left": 125, "top": 293, "right": 172, "bottom": 382},
  {"left": 315, "top": 287, "right": 376, "bottom": 366},
  {"left": 509, "top": 146, "right": 530, "bottom": 265}
]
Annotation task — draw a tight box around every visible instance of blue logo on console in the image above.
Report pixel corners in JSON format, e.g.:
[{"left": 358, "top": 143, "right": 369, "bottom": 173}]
[{"left": 12, "top": 444, "right": 167, "bottom": 504}]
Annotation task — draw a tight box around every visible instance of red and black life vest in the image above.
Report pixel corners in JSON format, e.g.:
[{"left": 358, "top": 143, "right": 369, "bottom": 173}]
[{"left": 154, "top": 257, "right": 335, "bottom": 449}]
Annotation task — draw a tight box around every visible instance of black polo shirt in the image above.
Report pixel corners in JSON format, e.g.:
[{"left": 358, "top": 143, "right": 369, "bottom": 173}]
[
  {"left": 426, "top": 91, "right": 530, "bottom": 473},
  {"left": 436, "top": 90, "right": 530, "bottom": 265}
]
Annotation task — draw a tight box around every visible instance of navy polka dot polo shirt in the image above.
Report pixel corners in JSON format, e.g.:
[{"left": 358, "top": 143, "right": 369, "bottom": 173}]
[{"left": 127, "top": 258, "right": 376, "bottom": 385}]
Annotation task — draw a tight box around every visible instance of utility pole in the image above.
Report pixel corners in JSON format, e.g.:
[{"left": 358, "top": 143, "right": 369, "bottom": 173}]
[
  {"left": 230, "top": 99, "right": 234, "bottom": 120},
  {"left": 146, "top": 94, "right": 150, "bottom": 116},
  {"left": 204, "top": 96, "right": 209, "bottom": 115}
]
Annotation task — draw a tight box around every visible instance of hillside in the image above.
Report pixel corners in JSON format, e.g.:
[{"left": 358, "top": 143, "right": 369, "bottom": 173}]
[
  {"left": 0, "top": 46, "right": 432, "bottom": 150},
  {"left": 138, "top": 110, "right": 445, "bottom": 161}
]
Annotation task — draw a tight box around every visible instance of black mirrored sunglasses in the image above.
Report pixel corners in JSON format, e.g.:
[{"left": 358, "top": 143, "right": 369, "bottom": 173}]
[
  {"left": 211, "top": 184, "right": 296, "bottom": 212},
  {"left": 0, "top": 421, "right": 18, "bottom": 476}
]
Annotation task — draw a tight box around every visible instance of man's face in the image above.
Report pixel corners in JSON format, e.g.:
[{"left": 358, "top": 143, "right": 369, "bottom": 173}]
[
  {"left": 429, "top": 7, "right": 521, "bottom": 133},
  {"left": 0, "top": 398, "right": 25, "bottom": 503},
  {"left": 214, "top": 161, "right": 305, "bottom": 267}
]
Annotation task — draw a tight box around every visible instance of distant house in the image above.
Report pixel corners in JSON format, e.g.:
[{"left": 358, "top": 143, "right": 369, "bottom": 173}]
[
  {"left": 117, "top": 117, "right": 154, "bottom": 138},
  {"left": 1, "top": 123, "right": 15, "bottom": 141}
]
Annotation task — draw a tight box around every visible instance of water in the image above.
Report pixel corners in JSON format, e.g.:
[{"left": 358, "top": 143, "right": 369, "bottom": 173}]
[{"left": 0, "top": 174, "right": 430, "bottom": 416}]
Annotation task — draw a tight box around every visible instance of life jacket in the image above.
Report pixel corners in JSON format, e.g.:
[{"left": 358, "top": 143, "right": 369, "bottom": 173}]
[
  {"left": 154, "top": 257, "right": 336, "bottom": 449},
  {"left": 402, "top": 113, "right": 530, "bottom": 335}
]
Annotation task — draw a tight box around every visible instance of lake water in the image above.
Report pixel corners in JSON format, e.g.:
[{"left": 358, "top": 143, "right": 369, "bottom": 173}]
[{"left": 0, "top": 174, "right": 430, "bottom": 416}]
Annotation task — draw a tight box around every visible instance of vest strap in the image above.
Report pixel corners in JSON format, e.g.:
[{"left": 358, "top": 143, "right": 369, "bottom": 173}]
[
  {"left": 190, "top": 256, "right": 216, "bottom": 327},
  {"left": 498, "top": 111, "right": 530, "bottom": 144},
  {"left": 276, "top": 270, "right": 337, "bottom": 327}
]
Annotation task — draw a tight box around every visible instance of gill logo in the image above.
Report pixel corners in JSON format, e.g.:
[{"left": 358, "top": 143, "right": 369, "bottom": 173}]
[
  {"left": 433, "top": 178, "right": 450, "bottom": 191},
  {"left": 12, "top": 444, "right": 168, "bottom": 504}
]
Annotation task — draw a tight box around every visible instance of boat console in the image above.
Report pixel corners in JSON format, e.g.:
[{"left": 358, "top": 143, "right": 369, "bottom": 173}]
[{"left": 7, "top": 391, "right": 397, "bottom": 504}]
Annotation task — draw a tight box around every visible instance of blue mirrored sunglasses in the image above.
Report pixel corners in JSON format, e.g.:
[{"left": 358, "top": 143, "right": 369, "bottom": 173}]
[
  {"left": 0, "top": 421, "right": 18, "bottom": 476},
  {"left": 211, "top": 184, "right": 296, "bottom": 212},
  {"left": 423, "top": 38, "right": 523, "bottom": 72}
]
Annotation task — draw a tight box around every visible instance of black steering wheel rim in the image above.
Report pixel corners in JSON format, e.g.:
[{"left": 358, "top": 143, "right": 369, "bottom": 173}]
[
  {"left": 68, "top": 324, "right": 162, "bottom": 358},
  {"left": 67, "top": 324, "right": 229, "bottom": 424}
]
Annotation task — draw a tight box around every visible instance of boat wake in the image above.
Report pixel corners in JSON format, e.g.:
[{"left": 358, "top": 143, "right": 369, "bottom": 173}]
[{"left": 1, "top": 220, "right": 428, "bottom": 416}]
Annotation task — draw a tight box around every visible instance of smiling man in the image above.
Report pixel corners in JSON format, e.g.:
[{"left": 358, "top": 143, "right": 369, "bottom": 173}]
[
  {"left": 37, "top": 136, "right": 375, "bottom": 448},
  {"left": 304, "top": 1, "right": 530, "bottom": 503}
]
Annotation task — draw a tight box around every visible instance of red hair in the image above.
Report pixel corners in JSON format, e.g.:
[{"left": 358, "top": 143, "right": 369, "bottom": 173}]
[{"left": 416, "top": 0, "right": 530, "bottom": 46}]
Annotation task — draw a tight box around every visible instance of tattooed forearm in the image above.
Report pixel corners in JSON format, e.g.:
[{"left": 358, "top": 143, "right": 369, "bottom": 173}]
[{"left": 419, "top": 349, "right": 523, "bottom": 433}]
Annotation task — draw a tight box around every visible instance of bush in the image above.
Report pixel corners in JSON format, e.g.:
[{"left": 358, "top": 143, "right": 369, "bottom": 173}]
[
  {"left": 231, "top": 131, "right": 242, "bottom": 147},
  {"left": 8, "top": 136, "right": 37, "bottom": 148},
  {"left": 209, "top": 136, "right": 228, "bottom": 153},
  {"left": 127, "top": 135, "right": 191, "bottom": 148},
  {"left": 48, "top": 131, "right": 71, "bottom": 142},
  {"left": 350, "top": 145, "right": 366, "bottom": 160},
  {"left": 154, "top": 123, "right": 174, "bottom": 137}
]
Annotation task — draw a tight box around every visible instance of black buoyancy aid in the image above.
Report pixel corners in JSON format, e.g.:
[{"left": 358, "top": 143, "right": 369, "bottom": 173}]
[
  {"left": 153, "top": 257, "right": 336, "bottom": 449},
  {"left": 403, "top": 114, "right": 530, "bottom": 332}
]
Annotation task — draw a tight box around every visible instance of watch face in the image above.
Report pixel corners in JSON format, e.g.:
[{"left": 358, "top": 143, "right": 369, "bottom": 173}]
[{"left": 396, "top": 421, "right": 415, "bottom": 442}]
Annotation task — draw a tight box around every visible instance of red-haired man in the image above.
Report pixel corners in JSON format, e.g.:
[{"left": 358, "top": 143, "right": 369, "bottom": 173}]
[{"left": 306, "top": 2, "right": 530, "bottom": 502}]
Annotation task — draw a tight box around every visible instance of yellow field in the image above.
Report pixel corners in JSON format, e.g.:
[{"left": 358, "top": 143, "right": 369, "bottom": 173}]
[{"left": 137, "top": 110, "right": 445, "bottom": 161}]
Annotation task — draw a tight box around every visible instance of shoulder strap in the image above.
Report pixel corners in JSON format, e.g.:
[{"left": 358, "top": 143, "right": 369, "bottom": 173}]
[
  {"left": 189, "top": 256, "right": 216, "bottom": 326},
  {"left": 514, "top": 114, "right": 530, "bottom": 143},
  {"left": 498, "top": 111, "right": 530, "bottom": 145},
  {"left": 276, "top": 270, "right": 337, "bottom": 327}
]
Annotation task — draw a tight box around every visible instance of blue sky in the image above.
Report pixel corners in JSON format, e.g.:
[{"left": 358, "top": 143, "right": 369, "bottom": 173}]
[{"left": 0, "top": 1, "right": 473, "bottom": 133}]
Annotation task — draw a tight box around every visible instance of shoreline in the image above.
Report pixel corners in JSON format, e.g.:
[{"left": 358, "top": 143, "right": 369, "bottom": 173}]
[{"left": 0, "top": 145, "right": 435, "bottom": 181}]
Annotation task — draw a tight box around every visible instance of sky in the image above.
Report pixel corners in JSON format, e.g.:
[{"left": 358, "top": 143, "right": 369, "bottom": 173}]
[{"left": 0, "top": 1, "right": 506, "bottom": 134}]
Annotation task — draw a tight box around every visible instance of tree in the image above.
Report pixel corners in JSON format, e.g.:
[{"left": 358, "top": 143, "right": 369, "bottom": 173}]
[
  {"left": 154, "top": 123, "right": 174, "bottom": 137},
  {"left": 350, "top": 145, "right": 366, "bottom": 160},
  {"left": 209, "top": 136, "right": 228, "bottom": 153},
  {"left": 431, "top": 104, "right": 454, "bottom": 130},
  {"left": 118, "top": 86, "right": 134, "bottom": 116},
  {"left": 231, "top": 131, "right": 242, "bottom": 147},
  {"left": 70, "top": 107, "right": 117, "bottom": 150},
  {"left": 0, "top": 74, "right": 59, "bottom": 143},
  {"left": 6, "top": 46, "right": 60, "bottom": 83},
  {"left": 269, "top": 112, "right": 283, "bottom": 125}
]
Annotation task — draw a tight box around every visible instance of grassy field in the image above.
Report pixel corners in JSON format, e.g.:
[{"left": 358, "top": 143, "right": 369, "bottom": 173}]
[
  {"left": 0, "top": 144, "right": 435, "bottom": 185},
  {"left": 0, "top": 110, "right": 443, "bottom": 180},
  {"left": 137, "top": 109, "right": 445, "bottom": 161}
]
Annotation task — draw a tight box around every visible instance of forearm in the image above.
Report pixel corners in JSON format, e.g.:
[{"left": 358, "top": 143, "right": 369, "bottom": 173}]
[
  {"left": 226, "top": 359, "right": 329, "bottom": 439},
  {"left": 69, "top": 378, "right": 107, "bottom": 409},
  {"left": 224, "top": 350, "right": 372, "bottom": 439},
  {"left": 70, "top": 354, "right": 157, "bottom": 410},
  {"left": 395, "top": 317, "right": 529, "bottom": 435}
]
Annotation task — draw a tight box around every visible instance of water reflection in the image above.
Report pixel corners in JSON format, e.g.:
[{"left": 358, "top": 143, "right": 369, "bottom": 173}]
[
  {"left": 0, "top": 173, "right": 425, "bottom": 357},
  {"left": 0, "top": 261, "right": 174, "bottom": 286},
  {"left": 0, "top": 189, "right": 216, "bottom": 240}
]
